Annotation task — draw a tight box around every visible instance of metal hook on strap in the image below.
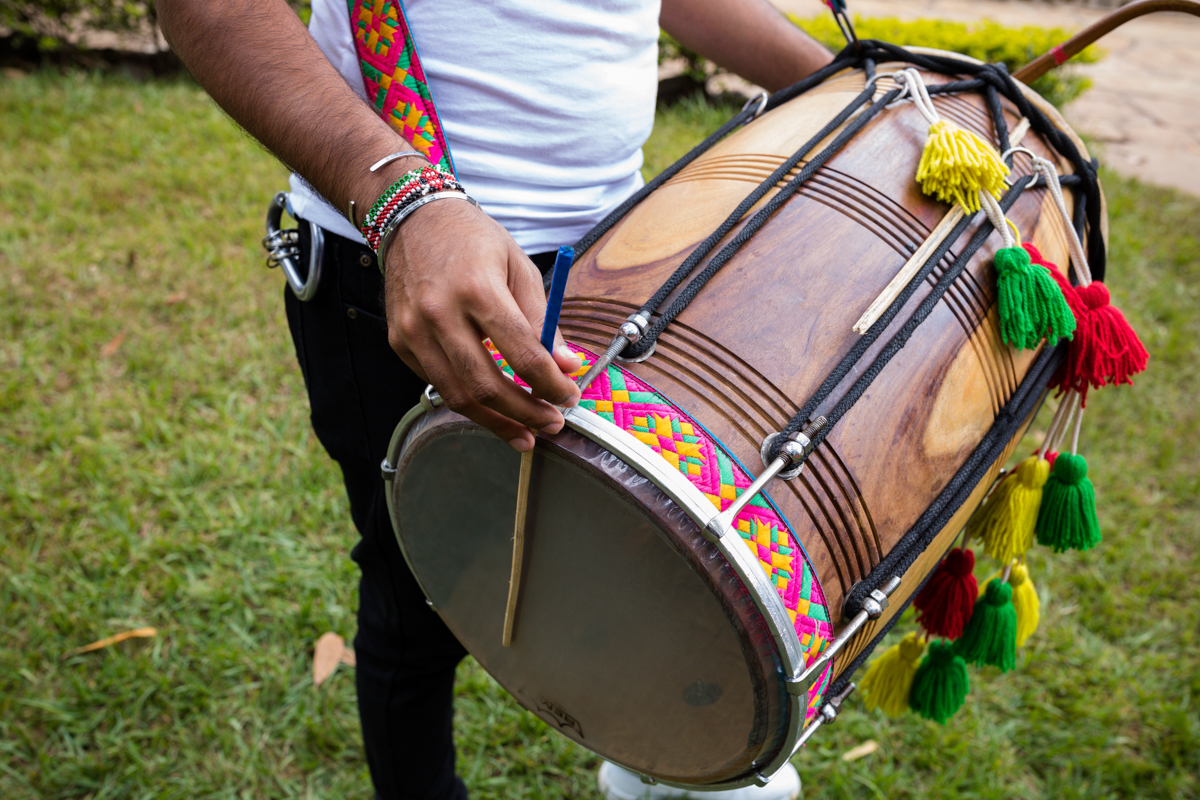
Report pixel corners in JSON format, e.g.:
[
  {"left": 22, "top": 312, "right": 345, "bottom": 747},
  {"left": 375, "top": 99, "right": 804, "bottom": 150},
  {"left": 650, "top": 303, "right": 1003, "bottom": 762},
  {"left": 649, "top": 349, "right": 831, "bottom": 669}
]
[{"left": 263, "top": 191, "right": 324, "bottom": 302}]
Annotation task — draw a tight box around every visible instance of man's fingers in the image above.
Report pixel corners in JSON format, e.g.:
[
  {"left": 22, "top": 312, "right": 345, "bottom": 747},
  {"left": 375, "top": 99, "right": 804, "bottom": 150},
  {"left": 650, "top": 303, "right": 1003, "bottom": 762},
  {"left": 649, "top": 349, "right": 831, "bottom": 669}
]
[
  {"left": 552, "top": 328, "right": 584, "bottom": 375},
  {"left": 418, "top": 349, "right": 540, "bottom": 451},
  {"left": 433, "top": 324, "right": 567, "bottom": 434},
  {"left": 496, "top": 249, "right": 581, "bottom": 407}
]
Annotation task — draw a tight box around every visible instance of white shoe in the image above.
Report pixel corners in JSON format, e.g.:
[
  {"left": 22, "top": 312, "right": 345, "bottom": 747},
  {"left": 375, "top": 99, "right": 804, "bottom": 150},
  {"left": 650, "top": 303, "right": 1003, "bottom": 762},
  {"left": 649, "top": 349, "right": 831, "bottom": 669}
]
[{"left": 597, "top": 761, "right": 801, "bottom": 800}]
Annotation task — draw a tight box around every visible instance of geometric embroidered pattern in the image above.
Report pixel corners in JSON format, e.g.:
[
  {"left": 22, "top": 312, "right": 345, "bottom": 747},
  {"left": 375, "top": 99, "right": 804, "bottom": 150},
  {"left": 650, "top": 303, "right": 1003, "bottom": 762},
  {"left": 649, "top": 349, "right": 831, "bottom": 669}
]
[
  {"left": 349, "top": 0, "right": 454, "bottom": 174},
  {"left": 487, "top": 342, "right": 835, "bottom": 722}
]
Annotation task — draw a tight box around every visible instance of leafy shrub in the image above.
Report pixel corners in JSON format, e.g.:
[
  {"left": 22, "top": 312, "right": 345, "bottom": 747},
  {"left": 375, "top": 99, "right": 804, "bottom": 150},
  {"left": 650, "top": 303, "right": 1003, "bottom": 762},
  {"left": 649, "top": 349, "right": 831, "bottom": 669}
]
[
  {"left": 0, "top": 1, "right": 155, "bottom": 50},
  {"left": 0, "top": 0, "right": 312, "bottom": 51},
  {"left": 791, "top": 13, "right": 1104, "bottom": 107}
]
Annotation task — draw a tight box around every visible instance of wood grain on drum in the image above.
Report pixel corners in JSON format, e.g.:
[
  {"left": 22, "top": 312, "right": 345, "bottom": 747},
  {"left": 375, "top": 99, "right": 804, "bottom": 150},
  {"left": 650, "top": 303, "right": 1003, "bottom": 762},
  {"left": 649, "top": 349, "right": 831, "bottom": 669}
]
[{"left": 559, "top": 63, "right": 1094, "bottom": 680}]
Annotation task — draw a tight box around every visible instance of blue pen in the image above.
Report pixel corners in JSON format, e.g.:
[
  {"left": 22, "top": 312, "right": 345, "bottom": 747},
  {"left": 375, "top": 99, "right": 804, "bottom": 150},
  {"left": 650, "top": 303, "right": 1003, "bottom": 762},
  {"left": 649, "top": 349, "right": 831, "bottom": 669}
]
[{"left": 540, "top": 245, "right": 574, "bottom": 352}]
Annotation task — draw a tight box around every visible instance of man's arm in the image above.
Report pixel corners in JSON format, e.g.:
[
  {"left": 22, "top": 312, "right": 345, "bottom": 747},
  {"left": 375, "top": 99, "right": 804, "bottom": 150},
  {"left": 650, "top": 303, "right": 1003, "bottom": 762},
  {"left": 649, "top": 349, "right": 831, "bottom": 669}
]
[
  {"left": 660, "top": 0, "right": 833, "bottom": 92},
  {"left": 156, "top": 0, "right": 580, "bottom": 452}
]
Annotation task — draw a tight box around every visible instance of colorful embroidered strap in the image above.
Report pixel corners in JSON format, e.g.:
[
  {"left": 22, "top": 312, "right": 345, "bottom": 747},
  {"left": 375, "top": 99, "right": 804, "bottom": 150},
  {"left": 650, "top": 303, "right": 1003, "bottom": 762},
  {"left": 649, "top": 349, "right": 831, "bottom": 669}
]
[
  {"left": 487, "top": 341, "right": 835, "bottom": 723},
  {"left": 349, "top": 0, "right": 455, "bottom": 175}
]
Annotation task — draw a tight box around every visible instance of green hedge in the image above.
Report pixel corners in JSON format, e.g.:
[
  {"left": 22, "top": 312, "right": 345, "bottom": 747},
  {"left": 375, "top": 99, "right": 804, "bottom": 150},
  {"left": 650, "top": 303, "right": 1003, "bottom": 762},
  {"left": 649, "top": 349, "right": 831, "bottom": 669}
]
[
  {"left": 0, "top": 1, "right": 312, "bottom": 50},
  {"left": 792, "top": 13, "right": 1104, "bottom": 108},
  {"left": 0, "top": 1, "right": 154, "bottom": 50}
]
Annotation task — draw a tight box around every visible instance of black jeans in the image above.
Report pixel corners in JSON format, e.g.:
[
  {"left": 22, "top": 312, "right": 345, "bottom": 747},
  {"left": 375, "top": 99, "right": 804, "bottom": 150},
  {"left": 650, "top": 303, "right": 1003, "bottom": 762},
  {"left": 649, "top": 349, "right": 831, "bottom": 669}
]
[{"left": 284, "top": 223, "right": 555, "bottom": 800}]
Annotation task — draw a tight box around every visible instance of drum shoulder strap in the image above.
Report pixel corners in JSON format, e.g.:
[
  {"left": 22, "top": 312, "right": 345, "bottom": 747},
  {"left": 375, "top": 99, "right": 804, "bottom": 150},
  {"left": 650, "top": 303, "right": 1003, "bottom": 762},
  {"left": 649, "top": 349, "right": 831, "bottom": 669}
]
[{"left": 348, "top": 0, "right": 456, "bottom": 175}]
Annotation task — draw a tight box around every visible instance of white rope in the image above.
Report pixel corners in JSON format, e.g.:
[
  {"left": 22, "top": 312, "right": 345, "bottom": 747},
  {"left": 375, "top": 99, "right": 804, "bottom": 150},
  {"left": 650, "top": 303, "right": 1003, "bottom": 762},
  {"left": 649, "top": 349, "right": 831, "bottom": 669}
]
[
  {"left": 1038, "top": 392, "right": 1073, "bottom": 456},
  {"left": 895, "top": 68, "right": 941, "bottom": 126},
  {"left": 979, "top": 189, "right": 1016, "bottom": 249},
  {"left": 1070, "top": 398, "right": 1085, "bottom": 455},
  {"left": 1052, "top": 391, "right": 1082, "bottom": 454},
  {"left": 1031, "top": 156, "right": 1093, "bottom": 287}
]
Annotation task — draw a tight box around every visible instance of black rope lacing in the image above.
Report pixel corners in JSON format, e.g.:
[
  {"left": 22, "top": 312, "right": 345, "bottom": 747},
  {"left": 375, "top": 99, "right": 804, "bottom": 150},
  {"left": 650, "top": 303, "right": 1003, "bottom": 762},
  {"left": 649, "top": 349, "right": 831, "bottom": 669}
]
[
  {"left": 837, "top": 340, "right": 1064, "bottom": 621},
  {"left": 626, "top": 70, "right": 897, "bottom": 360},
  {"left": 774, "top": 175, "right": 1032, "bottom": 455},
  {"left": 849, "top": 42, "right": 1105, "bottom": 276},
  {"left": 562, "top": 41, "right": 1105, "bottom": 635},
  {"left": 566, "top": 42, "right": 1104, "bottom": 298}
]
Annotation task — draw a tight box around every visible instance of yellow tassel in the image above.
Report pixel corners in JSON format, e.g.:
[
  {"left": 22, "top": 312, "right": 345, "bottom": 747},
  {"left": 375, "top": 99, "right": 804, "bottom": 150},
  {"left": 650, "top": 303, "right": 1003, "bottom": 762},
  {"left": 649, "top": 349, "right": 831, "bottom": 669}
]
[
  {"left": 966, "top": 456, "right": 1049, "bottom": 563},
  {"left": 916, "top": 120, "right": 1009, "bottom": 213},
  {"left": 978, "top": 564, "right": 1041, "bottom": 647},
  {"left": 860, "top": 632, "right": 926, "bottom": 717},
  {"left": 1008, "top": 563, "right": 1040, "bottom": 647}
]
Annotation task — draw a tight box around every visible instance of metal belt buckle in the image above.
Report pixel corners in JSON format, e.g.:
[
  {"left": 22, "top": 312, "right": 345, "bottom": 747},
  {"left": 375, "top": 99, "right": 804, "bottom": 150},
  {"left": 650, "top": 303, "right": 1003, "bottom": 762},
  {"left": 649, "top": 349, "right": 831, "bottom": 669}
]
[{"left": 263, "top": 191, "right": 324, "bottom": 302}]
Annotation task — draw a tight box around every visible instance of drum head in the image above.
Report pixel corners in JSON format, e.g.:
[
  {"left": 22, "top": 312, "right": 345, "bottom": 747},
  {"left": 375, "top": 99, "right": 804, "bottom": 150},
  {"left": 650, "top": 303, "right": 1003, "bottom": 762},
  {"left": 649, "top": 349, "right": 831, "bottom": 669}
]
[{"left": 391, "top": 408, "right": 788, "bottom": 784}]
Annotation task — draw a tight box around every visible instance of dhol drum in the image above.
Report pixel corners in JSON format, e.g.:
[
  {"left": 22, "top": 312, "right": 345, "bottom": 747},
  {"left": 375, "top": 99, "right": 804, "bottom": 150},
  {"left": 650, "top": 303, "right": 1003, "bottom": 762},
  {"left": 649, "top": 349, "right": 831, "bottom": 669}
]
[{"left": 383, "top": 48, "right": 1103, "bottom": 789}]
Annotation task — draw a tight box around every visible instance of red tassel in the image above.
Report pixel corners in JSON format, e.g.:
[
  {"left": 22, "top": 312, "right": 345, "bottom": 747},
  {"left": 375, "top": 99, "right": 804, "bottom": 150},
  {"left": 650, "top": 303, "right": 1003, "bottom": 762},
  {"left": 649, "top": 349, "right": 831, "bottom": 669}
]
[
  {"left": 914, "top": 547, "right": 978, "bottom": 640},
  {"left": 1025, "top": 243, "right": 1083, "bottom": 315},
  {"left": 1023, "top": 243, "right": 1149, "bottom": 405},
  {"left": 1064, "top": 282, "right": 1149, "bottom": 401}
]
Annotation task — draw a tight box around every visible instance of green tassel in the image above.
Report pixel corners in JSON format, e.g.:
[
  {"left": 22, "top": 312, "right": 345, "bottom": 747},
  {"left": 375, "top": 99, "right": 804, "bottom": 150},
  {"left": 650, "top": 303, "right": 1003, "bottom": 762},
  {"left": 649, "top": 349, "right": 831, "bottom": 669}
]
[
  {"left": 995, "top": 246, "right": 1076, "bottom": 350},
  {"left": 954, "top": 579, "right": 1017, "bottom": 672},
  {"left": 1035, "top": 452, "right": 1101, "bottom": 552},
  {"left": 909, "top": 639, "right": 970, "bottom": 724}
]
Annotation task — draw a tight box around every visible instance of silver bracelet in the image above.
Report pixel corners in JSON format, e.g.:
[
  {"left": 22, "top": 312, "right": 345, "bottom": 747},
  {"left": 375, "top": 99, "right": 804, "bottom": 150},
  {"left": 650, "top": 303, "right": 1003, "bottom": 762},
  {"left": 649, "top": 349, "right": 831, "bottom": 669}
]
[
  {"left": 376, "top": 191, "right": 481, "bottom": 275},
  {"left": 347, "top": 151, "right": 433, "bottom": 226},
  {"left": 369, "top": 150, "right": 430, "bottom": 173}
]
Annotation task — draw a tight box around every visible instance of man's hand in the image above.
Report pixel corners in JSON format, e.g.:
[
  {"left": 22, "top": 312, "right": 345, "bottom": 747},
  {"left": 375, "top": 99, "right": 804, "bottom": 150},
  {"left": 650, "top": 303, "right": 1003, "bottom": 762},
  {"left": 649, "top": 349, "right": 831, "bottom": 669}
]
[{"left": 383, "top": 199, "right": 582, "bottom": 452}]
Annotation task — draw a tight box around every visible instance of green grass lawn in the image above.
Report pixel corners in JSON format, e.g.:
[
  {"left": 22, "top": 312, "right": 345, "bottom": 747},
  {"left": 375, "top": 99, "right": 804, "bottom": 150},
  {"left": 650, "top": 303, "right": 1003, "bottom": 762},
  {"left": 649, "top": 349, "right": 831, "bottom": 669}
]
[{"left": 1, "top": 72, "right": 1197, "bottom": 800}]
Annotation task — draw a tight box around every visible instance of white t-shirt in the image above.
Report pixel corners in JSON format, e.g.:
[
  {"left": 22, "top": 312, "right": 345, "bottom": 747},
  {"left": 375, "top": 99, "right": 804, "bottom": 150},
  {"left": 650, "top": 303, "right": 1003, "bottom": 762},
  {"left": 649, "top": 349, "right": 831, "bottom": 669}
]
[{"left": 288, "top": 0, "right": 661, "bottom": 253}]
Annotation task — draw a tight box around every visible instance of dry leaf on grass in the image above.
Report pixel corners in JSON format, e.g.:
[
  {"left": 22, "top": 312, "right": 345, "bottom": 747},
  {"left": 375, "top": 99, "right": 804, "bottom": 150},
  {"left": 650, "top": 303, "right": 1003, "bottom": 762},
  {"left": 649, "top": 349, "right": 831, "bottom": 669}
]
[
  {"left": 64, "top": 626, "right": 157, "bottom": 658},
  {"left": 313, "top": 632, "right": 357, "bottom": 686},
  {"left": 841, "top": 739, "right": 879, "bottom": 762},
  {"left": 99, "top": 332, "right": 126, "bottom": 359}
]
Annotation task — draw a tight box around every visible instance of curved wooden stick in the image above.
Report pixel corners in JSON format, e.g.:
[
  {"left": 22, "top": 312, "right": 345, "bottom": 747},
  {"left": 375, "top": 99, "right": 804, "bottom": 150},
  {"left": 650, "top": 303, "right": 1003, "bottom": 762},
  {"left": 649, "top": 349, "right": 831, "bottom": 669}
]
[
  {"left": 502, "top": 449, "right": 534, "bottom": 647},
  {"left": 1014, "top": 0, "right": 1200, "bottom": 83}
]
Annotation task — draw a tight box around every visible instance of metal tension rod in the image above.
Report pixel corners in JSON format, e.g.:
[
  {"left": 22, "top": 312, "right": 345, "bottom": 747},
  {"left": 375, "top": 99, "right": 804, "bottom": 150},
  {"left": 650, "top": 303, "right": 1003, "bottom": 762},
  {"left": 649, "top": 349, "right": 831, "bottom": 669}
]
[{"left": 785, "top": 575, "right": 903, "bottom": 696}]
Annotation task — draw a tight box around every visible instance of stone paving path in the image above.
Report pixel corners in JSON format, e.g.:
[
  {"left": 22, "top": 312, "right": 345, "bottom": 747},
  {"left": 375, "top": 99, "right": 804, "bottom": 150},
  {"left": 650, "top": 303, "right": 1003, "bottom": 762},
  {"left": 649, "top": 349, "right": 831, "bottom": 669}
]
[{"left": 772, "top": 0, "right": 1200, "bottom": 195}]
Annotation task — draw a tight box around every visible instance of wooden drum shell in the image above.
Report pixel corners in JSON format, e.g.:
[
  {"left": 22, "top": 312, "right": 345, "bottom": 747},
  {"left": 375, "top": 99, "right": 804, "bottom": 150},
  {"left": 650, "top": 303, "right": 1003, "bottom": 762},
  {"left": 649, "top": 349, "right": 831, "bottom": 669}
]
[{"left": 559, "top": 63, "right": 1100, "bottom": 674}]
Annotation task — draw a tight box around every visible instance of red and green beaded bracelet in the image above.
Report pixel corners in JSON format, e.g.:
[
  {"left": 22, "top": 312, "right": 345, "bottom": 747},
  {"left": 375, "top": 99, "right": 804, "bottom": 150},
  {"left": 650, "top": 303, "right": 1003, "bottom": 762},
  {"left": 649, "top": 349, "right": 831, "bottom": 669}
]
[{"left": 360, "top": 165, "right": 465, "bottom": 251}]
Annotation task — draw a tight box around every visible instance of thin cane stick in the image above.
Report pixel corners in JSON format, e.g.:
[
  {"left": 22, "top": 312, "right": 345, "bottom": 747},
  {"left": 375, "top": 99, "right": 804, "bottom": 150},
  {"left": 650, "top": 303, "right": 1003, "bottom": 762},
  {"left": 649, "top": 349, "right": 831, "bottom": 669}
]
[
  {"left": 503, "top": 449, "right": 534, "bottom": 647},
  {"left": 852, "top": 119, "right": 1031, "bottom": 334},
  {"left": 502, "top": 246, "right": 574, "bottom": 647},
  {"left": 1013, "top": 0, "right": 1200, "bottom": 84}
]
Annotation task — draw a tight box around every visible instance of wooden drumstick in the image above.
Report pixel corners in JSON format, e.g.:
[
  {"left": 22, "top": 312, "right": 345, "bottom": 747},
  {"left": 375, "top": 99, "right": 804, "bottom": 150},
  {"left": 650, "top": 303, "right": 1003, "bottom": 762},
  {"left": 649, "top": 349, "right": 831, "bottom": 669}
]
[
  {"left": 502, "top": 449, "right": 534, "bottom": 647},
  {"left": 502, "top": 245, "right": 574, "bottom": 647}
]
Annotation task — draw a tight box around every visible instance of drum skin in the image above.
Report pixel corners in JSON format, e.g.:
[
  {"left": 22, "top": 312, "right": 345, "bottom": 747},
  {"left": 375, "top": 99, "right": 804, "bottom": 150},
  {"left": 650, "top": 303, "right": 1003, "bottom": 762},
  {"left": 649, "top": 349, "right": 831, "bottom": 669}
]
[
  {"left": 389, "top": 61, "right": 1102, "bottom": 786},
  {"left": 560, "top": 61, "right": 1097, "bottom": 672},
  {"left": 393, "top": 412, "right": 790, "bottom": 783}
]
